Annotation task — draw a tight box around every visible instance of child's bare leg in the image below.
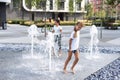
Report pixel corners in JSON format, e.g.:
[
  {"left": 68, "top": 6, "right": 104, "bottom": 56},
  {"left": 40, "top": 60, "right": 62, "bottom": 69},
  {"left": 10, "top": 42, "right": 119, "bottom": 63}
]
[
  {"left": 71, "top": 51, "right": 79, "bottom": 74},
  {"left": 63, "top": 51, "right": 72, "bottom": 73}
]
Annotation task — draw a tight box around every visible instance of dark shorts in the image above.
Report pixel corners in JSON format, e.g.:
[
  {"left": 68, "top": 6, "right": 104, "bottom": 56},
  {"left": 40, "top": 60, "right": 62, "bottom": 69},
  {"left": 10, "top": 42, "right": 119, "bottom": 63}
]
[{"left": 72, "top": 50, "right": 77, "bottom": 53}]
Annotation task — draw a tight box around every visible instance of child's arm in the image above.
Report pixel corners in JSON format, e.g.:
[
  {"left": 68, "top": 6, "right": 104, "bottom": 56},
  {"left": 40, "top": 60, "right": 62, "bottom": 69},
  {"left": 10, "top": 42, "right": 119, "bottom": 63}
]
[
  {"left": 60, "top": 26, "right": 62, "bottom": 33},
  {"left": 69, "top": 38, "right": 72, "bottom": 51}
]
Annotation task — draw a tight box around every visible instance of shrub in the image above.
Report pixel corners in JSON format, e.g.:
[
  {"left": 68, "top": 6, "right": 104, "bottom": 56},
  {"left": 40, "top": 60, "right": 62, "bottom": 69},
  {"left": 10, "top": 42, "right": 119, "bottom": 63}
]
[
  {"left": 84, "top": 23, "right": 92, "bottom": 26},
  {"left": 93, "top": 19, "right": 101, "bottom": 26},
  {"left": 102, "top": 18, "right": 119, "bottom": 30},
  {"left": 7, "top": 20, "right": 26, "bottom": 24},
  {"left": 7, "top": 20, "right": 20, "bottom": 24},
  {"left": 60, "top": 21, "right": 75, "bottom": 25},
  {"left": 24, "top": 21, "right": 34, "bottom": 26},
  {"left": 36, "top": 23, "right": 54, "bottom": 27},
  {"left": 115, "top": 20, "right": 120, "bottom": 26},
  {"left": 7, "top": 19, "right": 94, "bottom": 27},
  {"left": 60, "top": 20, "right": 92, "bottom": 26},
  {"left": 34, "top": 19, "right": 43, "bottom": 24},
  {"left": 7, "top": 20, "right": 12, "bottom": 24}
]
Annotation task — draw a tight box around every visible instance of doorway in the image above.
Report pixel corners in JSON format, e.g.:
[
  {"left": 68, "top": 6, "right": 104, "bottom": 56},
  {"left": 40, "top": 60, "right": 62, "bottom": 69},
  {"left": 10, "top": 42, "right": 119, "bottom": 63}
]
[
  {"left": 58, "top": 13, "right": 64, "bottom": 21},
  {"left": 52, "top": 12, "right": 64, "bottom": 21}
]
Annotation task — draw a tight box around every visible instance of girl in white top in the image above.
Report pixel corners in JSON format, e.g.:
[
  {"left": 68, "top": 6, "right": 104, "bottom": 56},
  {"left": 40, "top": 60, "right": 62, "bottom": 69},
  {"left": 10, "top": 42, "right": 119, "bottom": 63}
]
[
  {"left": 63, "top": 22, "right": 83, "bottom": 74},
  {"left": 52, "top": 19, "right": 62, "bottom": 56}
]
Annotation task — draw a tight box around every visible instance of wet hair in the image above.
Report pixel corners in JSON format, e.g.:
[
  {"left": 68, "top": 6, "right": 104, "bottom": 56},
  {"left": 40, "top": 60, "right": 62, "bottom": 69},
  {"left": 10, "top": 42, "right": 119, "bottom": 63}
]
[
  {"left": 73, "top": 22, "right": 83, "bottom": 32},
  {"left": 76, "top": 22, "right": 83, "bottom": 27},
  {"left": 55, "top": 19, "right": 60, "bottom": 25}
]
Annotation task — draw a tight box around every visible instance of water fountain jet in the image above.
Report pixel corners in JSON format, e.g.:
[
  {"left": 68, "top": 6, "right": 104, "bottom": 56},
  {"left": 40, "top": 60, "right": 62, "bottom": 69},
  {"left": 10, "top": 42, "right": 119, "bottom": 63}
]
[
  {"left": 86, "top": 25, "right": 100, "bottom": 59},
  {"left": 28, "top": 24, "right": 39, "bottom": 58}
]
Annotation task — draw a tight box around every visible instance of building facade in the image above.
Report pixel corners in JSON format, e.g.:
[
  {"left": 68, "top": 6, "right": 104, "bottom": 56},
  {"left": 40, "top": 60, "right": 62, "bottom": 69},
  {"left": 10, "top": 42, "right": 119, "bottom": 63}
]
[
  {"left": 7, "top": 0, "right": 87, "bottom": 21},
  {"left": 0, "top": 0, "right": 11, "bottom": 28}
]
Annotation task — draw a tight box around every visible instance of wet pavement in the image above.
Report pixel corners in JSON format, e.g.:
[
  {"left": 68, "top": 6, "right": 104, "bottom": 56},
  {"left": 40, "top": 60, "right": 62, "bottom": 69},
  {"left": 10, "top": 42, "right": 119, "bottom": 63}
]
[{"left": 0, "top": 24, "right": 120, "bottom": 80}]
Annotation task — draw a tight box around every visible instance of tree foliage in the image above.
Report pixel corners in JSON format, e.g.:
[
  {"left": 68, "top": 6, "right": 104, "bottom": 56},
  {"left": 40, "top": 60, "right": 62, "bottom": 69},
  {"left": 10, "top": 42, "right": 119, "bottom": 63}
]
[
  {"left": 25, "top": 0, "right": 47, "bottom": 9},
  {"left": 105, "top": 0, "right": 120, "bottom": 17},
  {"left": 69, "top": 0, "right": 74, "bottom": 12},
  {"left": 85, "top": 3, "right": 93, "bottom": 19},
  {"left": 76, "top": 0, "right": 82, "bottom": 4},
  {"left": 105, "top": 0, "right": 120, "bottom": 7}
]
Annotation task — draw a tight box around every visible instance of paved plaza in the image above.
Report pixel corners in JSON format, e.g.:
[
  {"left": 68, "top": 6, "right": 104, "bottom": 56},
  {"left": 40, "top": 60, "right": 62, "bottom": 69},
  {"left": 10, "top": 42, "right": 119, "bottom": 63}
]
[
  {"left": 0, "top": 24, "right": 120, "bottom": 46},
  {"left": 0, "top": 24, "right": 120, "bottom": 80}
]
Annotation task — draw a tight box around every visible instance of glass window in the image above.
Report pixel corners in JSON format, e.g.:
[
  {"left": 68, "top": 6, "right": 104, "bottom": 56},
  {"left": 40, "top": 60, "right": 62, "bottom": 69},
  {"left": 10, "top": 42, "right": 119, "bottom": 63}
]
[
  {"left": 58, "top": 2, "right": 64, "bottom": 10},
  {"left": 39, "top": 1, "right": 46, "bottom": 10},
  {"left": 77, "top": 3, "right": 81, "bottom": 10},
  {"left": 50, "top": 0, "right": 53, "bottom": 10}
]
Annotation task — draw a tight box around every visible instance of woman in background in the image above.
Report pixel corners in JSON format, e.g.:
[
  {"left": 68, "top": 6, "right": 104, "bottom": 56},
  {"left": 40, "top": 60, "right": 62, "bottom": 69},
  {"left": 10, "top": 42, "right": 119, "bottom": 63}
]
[{"left": 52, "top": 19, "right": 62, "bottom": 56}]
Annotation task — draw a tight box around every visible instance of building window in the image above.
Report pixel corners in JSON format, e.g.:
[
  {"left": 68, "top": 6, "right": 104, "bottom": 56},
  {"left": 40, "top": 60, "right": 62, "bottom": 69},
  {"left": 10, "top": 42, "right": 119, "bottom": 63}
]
[
  {"left": 58, "top": 0, "right": 65, "bottom": 10},
  {"left": 77, "top": 3, "right": 81, "bottom": 10},
  {"left": 50, "top": 0, "right": 53, "bottom": 10},
  {"left": 39, "top": 1, "right": 46, "bottom": 10}
]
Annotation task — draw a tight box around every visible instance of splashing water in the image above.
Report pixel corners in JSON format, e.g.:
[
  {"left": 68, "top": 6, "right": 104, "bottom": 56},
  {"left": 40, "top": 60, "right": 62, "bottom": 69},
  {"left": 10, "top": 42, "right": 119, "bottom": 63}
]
[
  {"left": 27, "top": 24, "right": 55, "bottom": 71},
  {"left": 86, "top": 25, "right": 99, "bottom": 59},
  {"left": 45, "top": 32, "right": 54, "bottom": 71},
  {"left": 28, "top": 24, "right": 39, "bottom": 57}
]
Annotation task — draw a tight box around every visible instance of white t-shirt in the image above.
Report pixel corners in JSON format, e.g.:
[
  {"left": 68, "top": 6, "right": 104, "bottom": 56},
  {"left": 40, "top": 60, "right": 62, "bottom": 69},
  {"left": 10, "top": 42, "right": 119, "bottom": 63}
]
[
  {"left": 53, "top": 25, "right": 62, "bottom": 35},
  {"left": 70, "top": 31, "right": 80, "bottom": 50}
]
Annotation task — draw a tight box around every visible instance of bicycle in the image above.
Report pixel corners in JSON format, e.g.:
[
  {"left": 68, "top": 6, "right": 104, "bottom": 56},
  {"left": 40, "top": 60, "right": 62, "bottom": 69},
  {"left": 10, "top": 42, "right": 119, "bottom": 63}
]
[{"left": 41, "top": 24, "right": 53, "bottom": 33}]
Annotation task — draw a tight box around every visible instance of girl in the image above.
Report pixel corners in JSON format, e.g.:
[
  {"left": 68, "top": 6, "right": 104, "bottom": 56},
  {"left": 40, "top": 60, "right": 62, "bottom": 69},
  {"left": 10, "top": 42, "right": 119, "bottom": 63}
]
[
  {"left": 52, "top": 19, "right": 62, "bottom": 56},
  {"left": 63, "top": 22, "right": 83, "bottom": 74}
]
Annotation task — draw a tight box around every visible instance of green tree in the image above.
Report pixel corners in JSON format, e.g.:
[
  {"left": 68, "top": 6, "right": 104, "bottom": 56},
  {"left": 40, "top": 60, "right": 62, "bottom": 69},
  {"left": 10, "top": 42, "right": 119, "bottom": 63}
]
[
  {"left": 76, "top": 0, "right": 82, "bottom": 4},
  {"left": 85, "top": 3, "right": 93, "bottom": 19},
  {"left": 105, "top": 0, "right": 120, "bottom": 18},
  {"left": 69, "top": 0, "right": 74, "bottom": 13}
]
